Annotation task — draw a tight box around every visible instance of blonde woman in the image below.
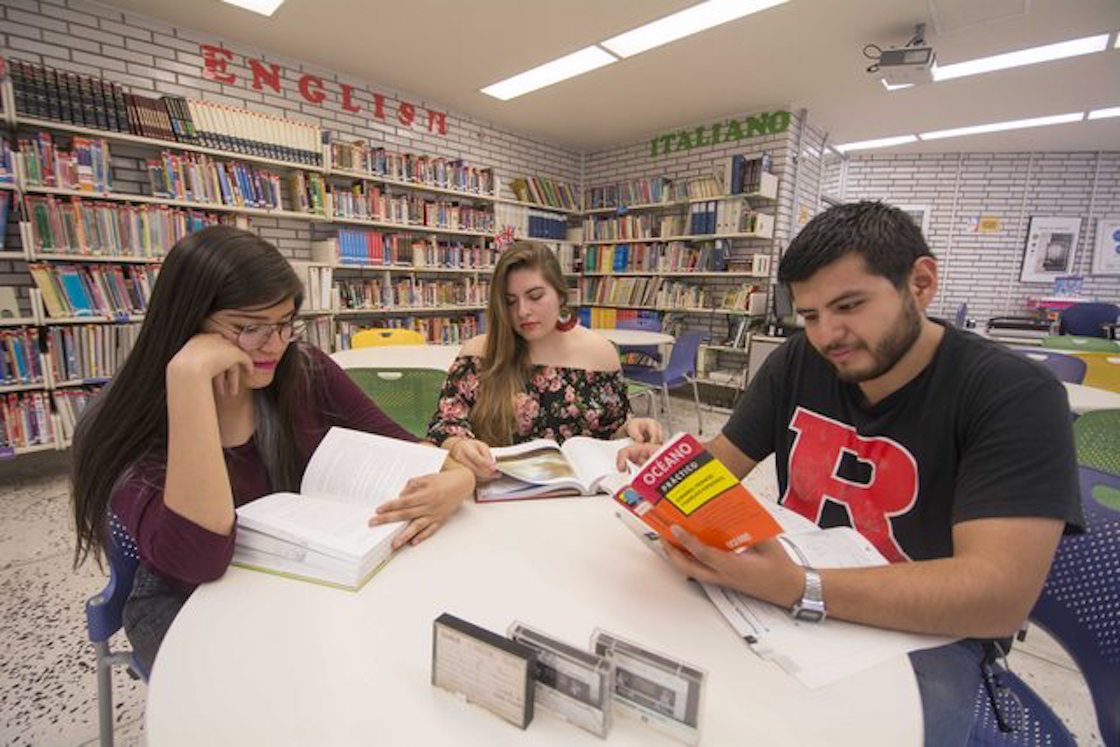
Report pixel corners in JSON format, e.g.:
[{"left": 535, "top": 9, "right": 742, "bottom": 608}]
[{"left": 427, "top": 241, "right": 663, "bottom": 479}]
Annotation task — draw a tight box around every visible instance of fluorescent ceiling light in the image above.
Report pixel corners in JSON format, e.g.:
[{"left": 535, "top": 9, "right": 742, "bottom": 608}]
[
  {"left": 481, "top": 46, "right": 618, "bottom": 101},
  {"left": 932, "top": 34, "right": 1110, "bottom": 82},
  {"left": 601, "top": 0, "right": 788, "bottom": 58},
  {"left": 919, "top": 112, "right": 1083, "bottom": 140},
  {"left": 881, "top": 80, "right": 914, "bottom": 91},
  {"left": 1088, "top": 107, "right": 1120, "bottom": 120},
  {"left": 220, "top": 0, "right": 284, "bottom": 16},
  {"left": 834, "top": 135, "right": 918, "bottom": 153}
]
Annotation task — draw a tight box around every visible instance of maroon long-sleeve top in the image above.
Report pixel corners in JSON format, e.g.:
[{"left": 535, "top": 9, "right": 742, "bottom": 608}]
[{"left": 110, "top": 345, "right": 417, "bottom": 592}]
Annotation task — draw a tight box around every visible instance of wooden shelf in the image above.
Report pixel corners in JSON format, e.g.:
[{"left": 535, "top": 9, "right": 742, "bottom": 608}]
[
  {"left": 0, "top": 381, "right": 47, "bottom": 394},
  {"left": 333, "top": 263, "right": 493, "bottom": 274},
  {"left": 42, "top": 314, "right": 145, "bottom": 325},
  {"left": 33, "top": 252, "right": 164, "bottom": 264},
  {"left": 0, "top": 317, "right": 38, "bottom": 327},
  {"left": 16, "top": 116, "right": 318, "bottom": 172},
  {"left": 581, "top": 271, "right": 767, "bottom": 278},
  {"left": 335, "top": 305, "right": 486, "bottom": 316},
  {"left": 494, "top": 196, "right": 581, "bottom": 215},
  {"left": 0, "top": 441, "right": 60, "bottom": 459},
  {"left": 21, "top": 184, "right": 318, "bottom": 222},
  {"left": 582, "top": 189, "right": 776, "bottom": 215},
  {"left": 581, "top": 303, "right": 761, "bottom": 316},
  {"left": 582, "top": 231, "right": 772, "bottom": 245},
  {"left": 323, "top": 212, "right": 493, "bottom": 238}
]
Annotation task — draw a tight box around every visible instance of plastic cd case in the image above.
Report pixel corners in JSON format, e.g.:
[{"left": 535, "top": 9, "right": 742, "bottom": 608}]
[
  {"left": 507, "top": 622, "right": 613, "bottom": 738},
  {"left": 591, "top": 629, "right": 705, "bottom": 745},
  {"left": 431, "top": 613, "right": 536, "bottom": 729}
]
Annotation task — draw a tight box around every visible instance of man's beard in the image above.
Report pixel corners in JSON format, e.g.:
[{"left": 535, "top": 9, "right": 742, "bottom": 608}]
[{"left": 829, "top": 294, "right": 923, "bottom": 383}]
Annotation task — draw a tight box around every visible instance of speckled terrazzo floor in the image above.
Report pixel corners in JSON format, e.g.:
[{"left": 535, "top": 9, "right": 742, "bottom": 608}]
[{"left": 0, "top": 401, "right": 1104, "bottom": 746}]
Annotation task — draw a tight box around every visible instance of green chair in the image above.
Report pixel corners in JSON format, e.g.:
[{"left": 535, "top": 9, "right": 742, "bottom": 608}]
[
  {"left": 1072, "top": 409, "right": 1120, "bottom": 480},
  {"left": 1042, "top": 335, "right": 1120, "bottom": 353},
  {"left": 627, "top": 381, "right": 657, "bottom": 416},
  {"left": 344, "top": 368, "right": 447, "bottom": 439}
]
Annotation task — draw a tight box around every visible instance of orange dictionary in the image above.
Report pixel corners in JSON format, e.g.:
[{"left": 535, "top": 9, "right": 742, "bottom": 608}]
[{"left": 614, "top": 433, "right": 781, "bottom": 552}]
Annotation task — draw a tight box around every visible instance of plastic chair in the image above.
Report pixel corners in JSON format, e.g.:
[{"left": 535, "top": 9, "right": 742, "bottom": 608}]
[
  {"left": 1042, "top": 335, "right": 1120, "bottom": 353},
  {"left": 1072, "top": 409, "right": 1120, "bottom": 483},
  {"left": 351, "top": 328, "right": 427, "bottom": 348},
  {"left": 85, "top": 513, "right": 148, "bottom": 747},
  {"left": 1027, "top": 467, "right": 1120, "bottom": 746},
  {"left": 1058, "top": 302, "right": 1119, "bottom": 338},
  {"left": 968, "top": 666, "right": 1075, "bottom": 746},
  {"left": 954, "top": 302, "right": 968, "bottom": 328},
  {"left": 616, "top": 316, "right": 664, "bottom": 366},
  {"left": 1008, "top": 349, "right": 1086, "bottom": 384},
  {"left": 345, "top": 367, "right": 447, "bottom": 438},
  {"left": 623, "top": 331, "right": 705, "bottom": 434}
]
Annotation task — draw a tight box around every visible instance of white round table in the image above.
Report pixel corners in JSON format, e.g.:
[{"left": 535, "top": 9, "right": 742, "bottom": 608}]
[
  {"left": 595, "top": 329, "right": 675, "bottom": 347},
  {"left": 1064, "top": 382, "right": 1120, "bottom": 415},
  {"left": 331, "top": 344, "right": 461, "bottom": 371},
  {"left": 146, "top": 498, "right": 922, "bottom": 745}
]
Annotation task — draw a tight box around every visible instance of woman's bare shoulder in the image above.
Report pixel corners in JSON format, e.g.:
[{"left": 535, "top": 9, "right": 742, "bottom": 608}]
[{"left": 569, "top": 327, "right": 621, "bottom": 372}]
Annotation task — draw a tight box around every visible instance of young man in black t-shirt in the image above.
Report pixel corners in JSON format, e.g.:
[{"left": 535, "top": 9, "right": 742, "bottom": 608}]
[{"left": 619, "top": 201, "right": 1082, "bottom": 745}]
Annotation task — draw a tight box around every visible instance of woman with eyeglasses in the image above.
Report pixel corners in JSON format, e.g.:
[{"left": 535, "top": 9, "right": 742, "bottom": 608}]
[
  {"left": 70, "top": 226, "right": 474, "bottom": 671},
  {"left": 426, "top": 240, "right": 663, "bottom": 480}
]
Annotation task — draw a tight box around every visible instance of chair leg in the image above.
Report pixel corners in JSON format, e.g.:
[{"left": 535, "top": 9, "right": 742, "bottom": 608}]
[
  {"left": 691, "top": 379, "right": 703, "bottom": 435},
  {"left": 661, "top": 384, "right": 672, "bottom": 422},
  {"left": 95, "top": 641, "right": 115, "bottom": 747}
]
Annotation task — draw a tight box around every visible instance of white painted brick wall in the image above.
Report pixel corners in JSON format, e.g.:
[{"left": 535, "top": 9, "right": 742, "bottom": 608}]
[{"left": 823, "top": 151, "right": 1120, "bottom": 323}]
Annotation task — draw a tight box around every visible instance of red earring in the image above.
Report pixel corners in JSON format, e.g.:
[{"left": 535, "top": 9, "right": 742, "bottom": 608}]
[{"left": 556, "top": 309, "right": 577, "bottom": 332}]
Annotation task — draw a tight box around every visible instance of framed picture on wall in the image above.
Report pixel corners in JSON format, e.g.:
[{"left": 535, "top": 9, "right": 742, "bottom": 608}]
[
  {"left": 1019, "top": 216, "right": 1081, "bottom": 283},
  {"left": 1091, "top": 218, "right": 1120, "bottom": 275}
]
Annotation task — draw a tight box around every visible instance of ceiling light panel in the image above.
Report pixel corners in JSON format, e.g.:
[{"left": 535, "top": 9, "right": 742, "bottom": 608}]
[
  {"left": 480, "top": 46, "right": 617, "bottom": 101},
  {"left": 919, "top": 112, "right": 1083, "bottom": 140},
  {"left": 601, "top": 0, "right": 788, "bottom": 58},
  {"left": 221, "top": 0, "right": 285, "bottom": 16},
  {"left": 834, "top": 135, "right": 918, "bottom": 153},
  {"left": 932, "top": 34, "right": 1110, "bottom": 82},
  {"left": 1088, "top": 107, "right": 1120, "bottom": 120}
]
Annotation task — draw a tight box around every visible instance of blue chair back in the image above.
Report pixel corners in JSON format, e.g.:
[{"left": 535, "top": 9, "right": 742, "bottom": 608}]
[
  {"left": 955, "top": 302, "right": 968, "bottom": 328},
  {"left": 658, "top": 331, "right": 705, "bottom": 385},
  {"left": 1059, "top": 302, "right": 1119, "bottom": 338},
  {"left": 1009, "top": 349, "right": 1087, "bottom": 384},
  {"left": 1029, "top": 466, "right": 1120, "bottom": 747},
  {"left": 968, "top": 667, "right": 1075, "bottom": 746},
  {"left": 86, "top": 513, "right": 141, "bottom": 643}
]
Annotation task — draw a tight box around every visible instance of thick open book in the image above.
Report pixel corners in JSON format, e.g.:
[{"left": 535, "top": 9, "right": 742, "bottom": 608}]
[
  {"left": 476, "top": 437, "right": 633, "bottom": 502},
  {"left": 232, "top": 427, "right": 447, "bottom": 590},
  {"left": 617, "top": 500, "right": 954, "bottom": 688},
  {"left": 613, "top": 433, "right": 782, "bottom": 552}
]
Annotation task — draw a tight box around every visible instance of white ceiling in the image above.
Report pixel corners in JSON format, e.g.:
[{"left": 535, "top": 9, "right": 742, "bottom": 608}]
[{"left": 100, "top": 0, "right": 1120, "bottom": 154}]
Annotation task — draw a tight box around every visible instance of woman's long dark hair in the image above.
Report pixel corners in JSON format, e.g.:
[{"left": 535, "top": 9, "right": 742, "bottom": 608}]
[{"left": 71, "top": 226, "right": 307, "bottom": 567}]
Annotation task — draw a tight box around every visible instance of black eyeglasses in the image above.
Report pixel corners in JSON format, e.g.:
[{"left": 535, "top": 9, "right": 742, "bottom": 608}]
[{"left": 213, "top": 319, "right": 305, "bottom": 351}]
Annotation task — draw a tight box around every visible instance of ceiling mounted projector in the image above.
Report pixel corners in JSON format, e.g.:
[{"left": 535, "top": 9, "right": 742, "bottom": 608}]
[{"left": 865, "top": 24, "right": 936, "bottom": 87}]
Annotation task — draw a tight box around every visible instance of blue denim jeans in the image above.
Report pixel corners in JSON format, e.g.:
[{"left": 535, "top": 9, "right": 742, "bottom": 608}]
[
  {"left": 122, "top": 565, "right": 188, "bottom": 674},
  {"left": 909, "top": 639, "right": 989, "bottom": 746}
]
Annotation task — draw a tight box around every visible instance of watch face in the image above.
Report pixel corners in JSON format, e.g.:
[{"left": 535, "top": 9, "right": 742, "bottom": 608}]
[{"left": 793, "top": 607, "right": 825, "bottom": 623}]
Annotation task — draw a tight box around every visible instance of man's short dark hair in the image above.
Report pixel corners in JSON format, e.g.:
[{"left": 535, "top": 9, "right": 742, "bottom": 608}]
[{"left": 778, "top": 201, "right": 934, "bottom": 289}]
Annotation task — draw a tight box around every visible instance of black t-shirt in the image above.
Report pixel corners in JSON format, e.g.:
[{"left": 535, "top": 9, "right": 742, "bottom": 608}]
[{"left": 724, "top": 324, "right": 1083, "bottom": 562}]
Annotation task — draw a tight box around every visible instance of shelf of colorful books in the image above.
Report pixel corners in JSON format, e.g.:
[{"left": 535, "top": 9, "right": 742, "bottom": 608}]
[
  {"left": 335, "top": 304, "right": 486, "bottom": 317},
  {"left": 582, "top": 189, "right": 777, "bottom": 216},
  {"left": 582, "top": 271, "right": 767, "bottom": 278},
  {"left": 494, "top": 196, "right": 581, "bottom": 216},
  {"left": 582, "top": 231, "right": 773, "bottom": 245},
  {"left": 326, "top": 167, "right": 497, "bottom": 204},
  {"left": 323, "top": 212, "right": 493, "bottom": 239},
  {"left": 20, "top": 184, "right": 317, "bottom": 222},
  {"left": 14, "top": 116, "right": 316, "bottom": 174}
]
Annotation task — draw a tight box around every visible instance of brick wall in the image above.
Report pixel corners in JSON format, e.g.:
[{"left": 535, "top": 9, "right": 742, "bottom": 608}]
[{"left": 824, "top": 151, "right": 1120, "bottom": 322}]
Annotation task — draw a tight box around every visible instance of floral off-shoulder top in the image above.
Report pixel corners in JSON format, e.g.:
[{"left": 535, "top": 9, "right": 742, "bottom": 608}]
[{"left": 426, "top": 355, "right": 631, "bottom": 445}]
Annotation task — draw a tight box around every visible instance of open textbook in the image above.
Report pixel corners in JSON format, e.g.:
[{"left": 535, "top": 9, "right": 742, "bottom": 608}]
[
  {"left": 232, "top": 427, "right": 447, "bottom": 590},
  {"left": 476, "top": 436, "right": 633, "bottom": 502},
  {"left": 617, "top": 500, "right": 954, "bottom": 688}
]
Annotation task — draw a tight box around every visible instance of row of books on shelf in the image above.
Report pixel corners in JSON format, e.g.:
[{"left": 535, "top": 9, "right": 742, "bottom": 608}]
[
  {"left": 582, "top": 241, "right": 734, "bottom": 273},
  {"left": 45, "top": 323, "right": 140, "bottom": 384},
  {"left": 24, "top": 196, "right": 245, "bottom": 258},
  {"left": 0, "top": 387, "right": 102, "bottom": 451},
  {"left": 311, "top": 232, "right": 496, "bottom": 269},
  {"left": 329, "top": 138, "right": 494, "bottom": 195},
  {"left": 295, "top": 178, "right": 496, "bottom": 231},
  {"left": 584, "top": 173, "right": 725, "bottom": 210},
  {"left": 9, "top": 58, "right": 322, "bottom": 166},
  {"left": 578, "top": 306, "right": 661, "bottom": 330},
  {"left": 581, "top": 204, "right": 772, "bottom": 241},
  {"left": 687, "top": 200, "right": 773, "bottom": 236},
  {"left": 724, "top": 153, "right": 774, "bottom": 196},
  {"left": 146, "top": 151, "right": 285, "bottom": 210},
  {"left": 580, "top": 276, "right": 693, "bottom": 308},
  {"left": 494, "top": 203, "right": 573, "bottom": 242},
  {"left": 29, "top": 263, "right": 158, "bottom": 319},
  {"left": 0, "top": 192, "right": 10, "bottom": 250},
  {"left": 507, "top": 176, "right": 578, "bottom": 211},
  {"left": 335, "top": 277, "right": 490, "bottom": 311},
  {"left": 0, "top": 328, "right": 44, "bottom": 386},
  {"left": 290, "top": 262, "right": 334, "bottom": 313},
  {"left": 335, "top": 315, "right": 483, "bottom": 349},
  {"left": 15, "top": 133, "right": 112, "bottom": 193}
]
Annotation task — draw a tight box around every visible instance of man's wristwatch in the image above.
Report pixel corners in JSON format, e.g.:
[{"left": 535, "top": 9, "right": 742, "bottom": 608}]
[{"left": 791, "top": 567, "right": 827, "bottom": 623}]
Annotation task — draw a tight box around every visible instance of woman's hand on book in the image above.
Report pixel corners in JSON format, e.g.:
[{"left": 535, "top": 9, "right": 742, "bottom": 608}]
[
  {"left": 623, "top": 417, "right": 664, "bottom": 445},
  {"left": 167, "top": 333, "right": 254, "bottom": 397},
  {"left": 661, "top": 526, "right": 804, "bottom": 609},
  {"left": 370, "top": 469, "right": 473, "bottom": 548},
  {"left": 446, "top": 437, "right": 500, "bottom": 480}
]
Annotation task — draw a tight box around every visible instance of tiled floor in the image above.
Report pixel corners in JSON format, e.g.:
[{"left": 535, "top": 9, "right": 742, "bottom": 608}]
[{"left": 0, "top": 401, "right": 1104, "bottom": 745}]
